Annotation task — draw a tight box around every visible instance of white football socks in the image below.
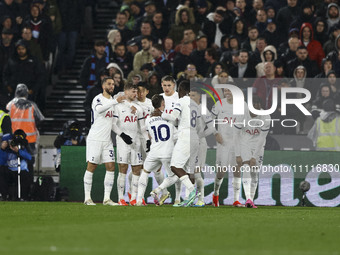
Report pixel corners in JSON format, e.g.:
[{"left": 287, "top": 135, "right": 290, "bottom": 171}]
[
  {"left": 154, "top": 170, "right": 168, "bottom": 193},
  {"left": 214, "top": 176, "right": 223, "bottom": 196},
  {"left": 103, "top": 171, "right": 115, "bottom": 201},
  {"left": 83, "top": 170, "right": 93, "bottom": 201},
  {"left": 195, "top": 172, "right": 204, "bottom": 201},
  {"left": 158, "top": 175, "right": 178, "bottom": 191},
  {"left": 117, "top": 172, "right": 126, "bottom": 201},
  {"left": 233, "top": 176, "right": 241, "bottom": 202},
  {"left": 175, "top": 179, "right": 182, "bottom": 201},
  {"left": 130, "top": 174, "right": 140, "bottom": 201},
  {"left": 180, "top": 175, "right": 195, "bottom": 193},
  {"left": 250, "top": 170, "right": 259, "bottom": 201},
  {"left": 242, "top": 164, "right": 252, "bottom": 201},
  {"left": 137, "top": 171, "right": 148, "bottom": 203},
  {"left": 127, "top": 171, "right": 132, "bottom": 194}
]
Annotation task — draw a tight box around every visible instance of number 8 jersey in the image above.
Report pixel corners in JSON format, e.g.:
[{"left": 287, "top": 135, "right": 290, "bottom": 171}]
[{"left": 145, "top": 116, "right": 176, "bottom": 158}]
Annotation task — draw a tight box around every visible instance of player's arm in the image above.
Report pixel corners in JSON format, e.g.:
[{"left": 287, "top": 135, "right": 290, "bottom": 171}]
[
  {"left": 203, "top": 114, "right": 216, "bottom": 137},
  {"left": 138, "top": 111, "right": 149, "bottom": 141},
  {"left": 161, "top": 104, "right": 181, "bottom": 124},
  {"left": 95, "top": 95, "right": 125, "bottom": 114}
]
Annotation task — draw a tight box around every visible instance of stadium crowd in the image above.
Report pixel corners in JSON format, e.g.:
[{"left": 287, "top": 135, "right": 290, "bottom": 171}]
[{"left": 1, "top": 0, "right": 340, "bottom": 136}]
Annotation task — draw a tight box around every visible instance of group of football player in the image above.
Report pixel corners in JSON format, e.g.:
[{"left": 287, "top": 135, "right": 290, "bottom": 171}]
[{"left": 83, "top": 75, "right": 270, "bottom": 208}]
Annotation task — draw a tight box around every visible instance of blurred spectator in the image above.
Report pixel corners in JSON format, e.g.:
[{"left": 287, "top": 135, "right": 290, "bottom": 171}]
[
  {"left": 202, "top": 9, "right": 232, "bottom": 48},
  {"left": 251, "top": 36, "right": 267, "bottom": 65},
  {"left": 229, "top": 49, "right": 256, "bottom": 88},
  {"left": 126, "top": 38, "right": 139, "bottom": 56},
  {"left": 252, "top": 61, "right": 280, "bottom": 110},
  {"left": 133, "top": 0, "right": 157, "bottom": 36},
  {"left": 3, "top": 40, "right": 45, "bottom": 107},
  {"left": 168, "top": 6, "right": 200, "bottom": 45},
  {"left": 308, "top": 99, "right": 340, "bottom": 151},
  {"left": 315, "top": 58, "right": 333, "bottom": 78},
  {"left": 106, "top": 29, "right": 121, "bottom": 59},
  {"left": 276, "top": 0, "right": 300, "bottom": 42},
  {"left": 314, "top": 18, "right": 328, "bottom": 45},
  {"left": 190, "top": 34, "right": 208, "bottom": 76},
  {"left": 255, "top": 45, "right": 277, "bottom": 77},
  {"left": 290, "top": 1, "right": 315, "bottom": 32},
  {"left": 286, "top": 45, "right": 319, "bottom": 78},
  {"left": 112, "top": 70, "right": 125, "bottom": 95},
  {"left": 119, "top": 5, "right": 134, "bottom": 31},
  {"left": 54, "top": 0, "right": 84, "bottom": 75},
  {"left": 110, "top": 42, "right": 133, "bottom": 78},
  {"left": 177, "top": 63, "right": 203, "bottom": 84},
  {"left": 21, "top": 26, "right": 43, "bottom": 62},
  {"left": 112, "top": 11, "right": 132, "bottom": 44},
  {"left": 54, "top": 119, "right": 85, "bottom": 172},
  {"left": 163, "top": 37, "right": 175, "bottom": 64},
  {"left": 255, "top": 9, "right": 267, "bottom": 35},
  {"left": 326, "top": 3, "right": 340, "bottom": 31},
  {"left": 211, "top": 69, "right": 234, "bottom": 98},
  {"left": 133, "top": 19, "right": 158, "bottom": 48},
  {"left": 280, "top": 35, "right": 299, "bottom": 70},
  {"left": 220, "top": 35, "right": 240, "bottom": 70},
  {"left": 263, "top": 19, "right": 281, "bottom": 48},
  {"left": 194, "top": 0, "right": 210, "bottom": 25},
  {"left": 133, "top": 35, "right": 153, "bottom": 72},
  {"left": 231, "top": 17, "right": 247, "bottom": 45},
  {"left": 174, "top": 28, "right": 196, "bottom": 52},
  {"left": 204, "top": 47, "right": 219, "bottom": 77},
  {"left": 173, "top": 41, "right": 193, "bottom": 77},
  {"left": 327, "top": 70, "right": 339, "bottom": 96},
  {"left": 323, "top": 24, "right": 340, "bottom": 55},
  {"left": 312, "top": 83, "right": 334, "bottom": 110},
  {"left": 150, "top": 43, "right": 171, "bottom": 77},
  {"left": 0, "top": 131, "right": 32, "bottom": 200},
  {"left": 147, "top": 71, "right": 162, "bottom": 98},
  {"left": 23, "top": 4, "right": 52, "bottom": 62},
  {"left": 299, "top": 22, "right": 325, "bottom": 69},
  {"left": 0, "top": 28, "right": 15, "bottom": 88},
  {"left": 80, "top": 40, "right": 109, "bottom": 90},
  {"left": 152, "top": 11, "right": 168, "bottom": 41},
  {"left": 241, "top": 26, "right": 259, "bottom": 53}
]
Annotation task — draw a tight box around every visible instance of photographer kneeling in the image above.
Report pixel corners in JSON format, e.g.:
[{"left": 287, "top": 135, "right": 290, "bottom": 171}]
[{"left": 0, "top": 131, "right": 32, "bottom": 200}]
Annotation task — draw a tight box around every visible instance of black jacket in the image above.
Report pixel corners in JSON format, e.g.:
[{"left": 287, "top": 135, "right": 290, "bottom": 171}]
[
  {"left": 202, "top": 19, "right": 232, "bottom": 47},
  {"left": 3, "top": 54, "right": 45, "bottom": 94},
  {"left": 286, "top": 57, "right": 319, "bottom": 78},
  {"left": 173, "top": 53, "right": 192, "bottom": 78},
  {"left": 57, "top": 0, "right": 84, "bottom": 32}
]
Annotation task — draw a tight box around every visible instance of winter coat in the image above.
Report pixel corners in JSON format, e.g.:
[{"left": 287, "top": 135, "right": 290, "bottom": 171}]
[{"left": 299, "top": 23, "right": 325, "bottom": 69}]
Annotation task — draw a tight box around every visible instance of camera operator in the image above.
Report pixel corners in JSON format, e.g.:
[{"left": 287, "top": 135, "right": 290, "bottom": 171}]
[
  {"left": 54, "top": 119, "right": 86, "bottom": 172},
  {"left": 0, "top": 131, "right": 32, "bottom": 200}
]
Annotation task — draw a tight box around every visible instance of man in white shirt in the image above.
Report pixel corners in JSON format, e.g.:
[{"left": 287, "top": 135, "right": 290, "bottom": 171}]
[
  {"left": 112, "top": 83, "right": 149, "bottom": 206},
  {"left": 211, "top": 87, "right": 246, "bottom": 207},
  {"left": 136, "top": 94, "right": 176, "bottom": 206},
  {"left": 233, "top": 96, "right": 271, "bottom": 208},
  {"left": 151, "top": 80, "right": 200, "bottom": 207},
  {"left": 83, "top": 77, "right": 125, "bottom": 206}
]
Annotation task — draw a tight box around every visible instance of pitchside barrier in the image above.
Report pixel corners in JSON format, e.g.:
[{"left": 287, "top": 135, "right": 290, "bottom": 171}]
[{"left": 60, "top": 146, "right": 340, "bottom": 207}]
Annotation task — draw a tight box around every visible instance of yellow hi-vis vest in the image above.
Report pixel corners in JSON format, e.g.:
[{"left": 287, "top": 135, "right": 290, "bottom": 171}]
[
  {"left": 0, "top": 110, "right": 9, "bottom": 137},
  {"left": 316, "top": 116, "right": 340, "bottom": 151}
]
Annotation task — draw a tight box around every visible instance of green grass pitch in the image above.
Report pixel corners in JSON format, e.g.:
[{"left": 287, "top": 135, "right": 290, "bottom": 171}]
[{"left": 0, "top": 202, "right": 339, "bottom": 255}]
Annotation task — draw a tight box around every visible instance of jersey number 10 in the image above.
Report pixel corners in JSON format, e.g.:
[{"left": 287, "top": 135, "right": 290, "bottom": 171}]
[{"left": 151, "top": 124, "right": 170, "bottom": 142}]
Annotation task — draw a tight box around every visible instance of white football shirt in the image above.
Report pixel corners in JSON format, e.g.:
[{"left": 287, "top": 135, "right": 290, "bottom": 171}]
[
  {"left": 146, "top": 116, "right": 175, "bottom": 158},
  {"left": 87, "top": 94, "right": 117, "bottom": 141}
]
